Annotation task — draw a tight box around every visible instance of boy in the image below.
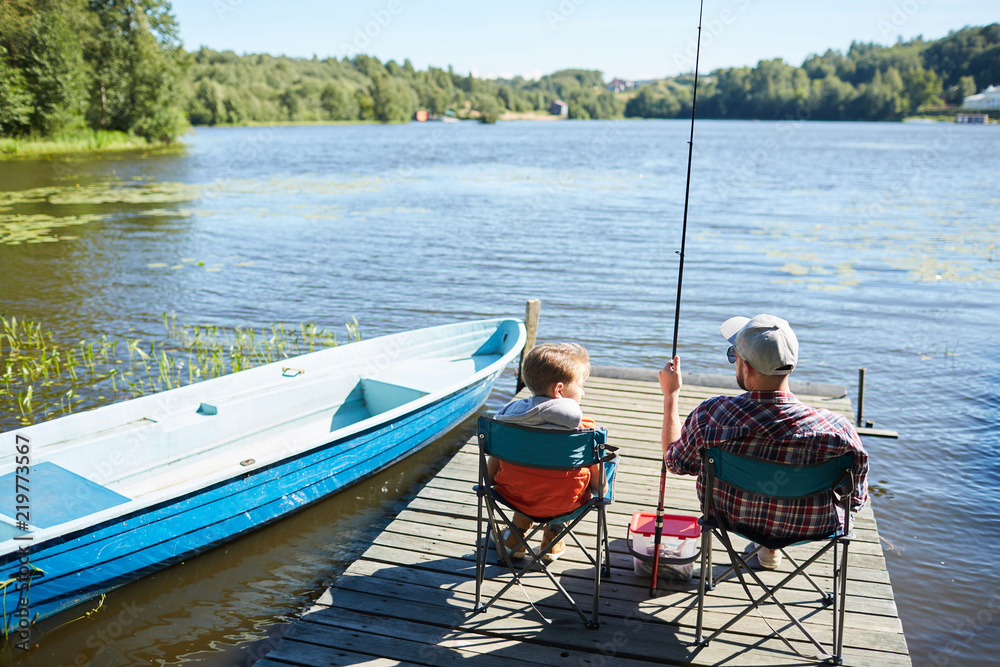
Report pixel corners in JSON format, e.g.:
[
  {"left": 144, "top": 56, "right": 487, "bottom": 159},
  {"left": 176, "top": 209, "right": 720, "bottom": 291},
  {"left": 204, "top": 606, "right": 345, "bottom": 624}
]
[{"left": 488, "top": 342, "right": 604, "bottom": 561}]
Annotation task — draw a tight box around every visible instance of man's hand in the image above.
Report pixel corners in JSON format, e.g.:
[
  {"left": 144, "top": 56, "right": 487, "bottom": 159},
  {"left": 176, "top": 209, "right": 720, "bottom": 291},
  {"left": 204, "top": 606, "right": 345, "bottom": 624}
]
[
  {"left": 659, "top": 355, "right": 682, "bottom": 456},
  {"left": 659, "top": 355, "right": 682, "bottom": 398}
]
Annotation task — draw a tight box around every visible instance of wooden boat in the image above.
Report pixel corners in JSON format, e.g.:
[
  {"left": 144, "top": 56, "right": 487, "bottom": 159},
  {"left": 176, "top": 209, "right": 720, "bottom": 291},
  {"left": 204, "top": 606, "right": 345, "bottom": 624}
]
[{"left": 0, "top": 318, "right": 524, "bottom": 633}]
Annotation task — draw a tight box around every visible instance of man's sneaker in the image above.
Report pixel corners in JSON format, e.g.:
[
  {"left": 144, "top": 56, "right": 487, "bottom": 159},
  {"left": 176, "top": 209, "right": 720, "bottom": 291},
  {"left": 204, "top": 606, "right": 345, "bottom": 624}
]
[{"left": 756, "top": 544, "right": 782, "bottom": 570}]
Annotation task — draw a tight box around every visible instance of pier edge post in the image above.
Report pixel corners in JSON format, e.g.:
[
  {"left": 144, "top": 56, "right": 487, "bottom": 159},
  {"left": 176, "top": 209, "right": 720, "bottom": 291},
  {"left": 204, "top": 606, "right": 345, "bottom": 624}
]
[
  {"left": 516, "top": 299, "right": 541, "bottom": 393},
  {"left": 856, "top": 367, "right": 866, "bottom": 427}
]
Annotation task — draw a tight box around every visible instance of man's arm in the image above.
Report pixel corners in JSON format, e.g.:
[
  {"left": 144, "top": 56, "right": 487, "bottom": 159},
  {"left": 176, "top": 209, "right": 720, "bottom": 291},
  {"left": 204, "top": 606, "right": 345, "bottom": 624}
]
[
  {"left": 659, "top": 355, "right": 682, "bottom": 457},
  {"left": 660, "top": 356, "right": 704, "bottom": 477}
]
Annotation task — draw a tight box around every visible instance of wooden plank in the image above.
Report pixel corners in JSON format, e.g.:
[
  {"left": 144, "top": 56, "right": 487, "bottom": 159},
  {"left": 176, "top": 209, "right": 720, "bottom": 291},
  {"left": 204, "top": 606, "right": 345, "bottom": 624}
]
[
  {"left": 856, "top": 426, "right": 899, "bottom": 439},
  {"left": 376, "top": 509, "right": 895, "bottom": 590},
  {"left": 257, "top": 641, "right": 426, "bottom": 667},
  {"left": 309, "top": 585, "right": 911, "bottom": 666},
  {"left": 343, "top": 549, "right": 904, "bottom": 635},
  {"left": 288, "top": 605, "right": 671, "bottom": 667},
  {"left": 260, "top": 379, "right": 910, "bottom": 667},
  {"left": 331, "top": 555, "right": 908, "bottom": 654}
]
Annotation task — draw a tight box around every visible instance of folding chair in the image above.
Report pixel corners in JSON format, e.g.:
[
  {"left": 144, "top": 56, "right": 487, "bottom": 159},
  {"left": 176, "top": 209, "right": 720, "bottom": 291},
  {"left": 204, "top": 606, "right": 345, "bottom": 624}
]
[
  {"left": 473, "top": 416, "right": 619, "bottom": 628},
  {"left": 695, "top": 446, "right": 856, "bottom": 665}
]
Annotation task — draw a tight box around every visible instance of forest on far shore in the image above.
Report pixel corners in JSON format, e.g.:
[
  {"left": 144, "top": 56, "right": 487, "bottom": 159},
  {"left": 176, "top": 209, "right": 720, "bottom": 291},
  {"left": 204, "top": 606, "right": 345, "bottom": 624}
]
[
  {"left": 1, "top": 0, "right": 997, "bottom": 143},
  {"left": 187, "top": 23, "right": 999, "bottom": 126}
]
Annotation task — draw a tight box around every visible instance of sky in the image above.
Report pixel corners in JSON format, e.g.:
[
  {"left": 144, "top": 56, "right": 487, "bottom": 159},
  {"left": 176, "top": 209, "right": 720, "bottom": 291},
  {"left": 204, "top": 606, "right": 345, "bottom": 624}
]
[{"left": 169, "top": 0, "right": 997, "bottom": 80}]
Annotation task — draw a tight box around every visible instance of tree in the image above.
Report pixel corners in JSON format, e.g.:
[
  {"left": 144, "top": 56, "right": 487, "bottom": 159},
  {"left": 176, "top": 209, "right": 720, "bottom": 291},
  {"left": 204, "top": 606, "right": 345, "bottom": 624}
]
[
  {"left": 0, "top": 47, "right": 32, "bottom": 135},
  {"left": 12, "top": 0, "right": 91, "bottom": 135},
  {"left": 807, "top": 74, "right": 856, "bottom": 120},
  {"left": 944, "top": 74, "right": 978, "bottom": 104},
  {"left": 320, "top": 81, "right": 359, "bottom": 120},
  {"left": 415, "top": 82, "right": 450, "bottom": 115},
  {"left": 278, "top": 87, "right": 300, "bottom": 119},
  {"left": 625, "top": 86, "right": 681, "bottom": 118},
  {"left": 190, "top": 79, "right": 225, "bottom": 124},
  {"left": 87, "top": 0, "right": 187, "bottom": 141},
  {"left": 352, "top": 54, "right": 385, "bottom": 80},
  {"left": 958, "top": 75, "right": 977, "bottom": 99},
  {"left": 473, "top": 92, "right": 501, "bottom": 123},
  {"left": 355, "top": 89, "right": 375, "bottom": 120},
  {"left": 920, "top": 24, "right": 1000, "bottom": 90},
  {"left": 902, "top": 66, "right": 942, "bottom": 110},
  {"left": 370, "top": 74, "right": 417, "bottom": 122},
  {"left": 851, "top": 69, "right": 905, "bottom": 120}
]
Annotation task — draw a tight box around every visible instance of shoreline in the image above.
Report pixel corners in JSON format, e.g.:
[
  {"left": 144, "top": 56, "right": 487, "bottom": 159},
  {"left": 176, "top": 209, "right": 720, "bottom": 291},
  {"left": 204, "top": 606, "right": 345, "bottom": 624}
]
[
  {"left": 0, "top": 131, "right": 179, "bottom": 161},
  {"left": 192, "top": 115, "right": 970, "bottom": 128},
  {"left": 3, "top": 115, "right": 977, "bottom": 161}
]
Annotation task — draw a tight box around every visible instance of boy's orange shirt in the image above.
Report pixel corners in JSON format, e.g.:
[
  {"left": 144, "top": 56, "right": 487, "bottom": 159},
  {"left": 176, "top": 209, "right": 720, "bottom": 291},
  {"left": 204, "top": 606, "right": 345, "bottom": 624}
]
[{"left": 492, "top": 417, "right": 597, "bottom": 518}]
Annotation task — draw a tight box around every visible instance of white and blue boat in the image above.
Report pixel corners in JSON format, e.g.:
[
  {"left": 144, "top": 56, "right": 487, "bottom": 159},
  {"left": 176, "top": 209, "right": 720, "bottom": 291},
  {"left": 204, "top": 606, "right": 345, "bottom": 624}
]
[{"left": 0, "top": 318, "right": 524, "bottom": 633}]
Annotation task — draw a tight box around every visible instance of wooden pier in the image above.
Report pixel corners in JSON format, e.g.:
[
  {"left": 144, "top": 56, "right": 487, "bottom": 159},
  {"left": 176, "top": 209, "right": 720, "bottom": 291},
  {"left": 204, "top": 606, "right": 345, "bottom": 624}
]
[{"left": 256, "top": 369, "right": 910, "bottom": 666}]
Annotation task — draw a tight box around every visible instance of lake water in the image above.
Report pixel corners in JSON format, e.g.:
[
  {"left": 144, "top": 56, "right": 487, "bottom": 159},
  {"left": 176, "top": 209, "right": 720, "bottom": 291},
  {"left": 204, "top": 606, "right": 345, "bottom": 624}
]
[{"left": 1, "top": 120, "right": 998, "bottom": 666}]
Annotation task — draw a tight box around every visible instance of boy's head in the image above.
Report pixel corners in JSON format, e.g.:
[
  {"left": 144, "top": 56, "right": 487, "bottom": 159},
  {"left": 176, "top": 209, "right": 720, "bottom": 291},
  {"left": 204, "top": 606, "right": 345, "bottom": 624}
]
[{"left": 521, "top": 343, "right": 590, "bottom": 402}]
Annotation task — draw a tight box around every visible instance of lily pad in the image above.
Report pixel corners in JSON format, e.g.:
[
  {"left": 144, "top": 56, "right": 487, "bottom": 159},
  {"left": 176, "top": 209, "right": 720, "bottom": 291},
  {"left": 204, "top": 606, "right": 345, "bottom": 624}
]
[{"left": 0, "top": 213, "right": 103, "bottom": 245}]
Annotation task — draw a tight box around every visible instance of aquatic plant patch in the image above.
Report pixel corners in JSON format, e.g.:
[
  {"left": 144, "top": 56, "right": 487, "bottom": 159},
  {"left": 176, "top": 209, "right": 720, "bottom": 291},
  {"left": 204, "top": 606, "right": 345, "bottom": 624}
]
[
  {"left": 0, "top": 213, "right": 103, "bottom": 245},
  {"left": 696, "top": 210, "right": 1000, "bottom": 287},
  {"left": 0, "top": 314, "right": 361, "bottom": 430},
  {"left": 46, "top": 181, "right": 198, "bottom": 206},
  {"left": 0, "top": 180, "right": 199, "bottom": 246}
]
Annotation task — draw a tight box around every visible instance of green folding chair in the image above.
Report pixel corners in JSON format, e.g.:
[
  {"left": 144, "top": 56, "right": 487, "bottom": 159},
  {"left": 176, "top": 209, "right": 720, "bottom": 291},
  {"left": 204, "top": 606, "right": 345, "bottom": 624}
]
[
  {"left": 695, "top": 446, "right": 856, "bottom": 665},
  {"left": 473, "top": 416, "right": 619, "bottom": 628}
]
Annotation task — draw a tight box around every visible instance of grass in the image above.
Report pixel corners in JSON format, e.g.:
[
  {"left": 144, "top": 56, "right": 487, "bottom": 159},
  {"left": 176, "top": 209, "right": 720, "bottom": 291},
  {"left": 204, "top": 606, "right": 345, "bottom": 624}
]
[
  {"left": 0, "top": 313, "right": 361, "bottom": 429},
  {"left": 0, "top": 130, "right": 180, "bottom": 160}
]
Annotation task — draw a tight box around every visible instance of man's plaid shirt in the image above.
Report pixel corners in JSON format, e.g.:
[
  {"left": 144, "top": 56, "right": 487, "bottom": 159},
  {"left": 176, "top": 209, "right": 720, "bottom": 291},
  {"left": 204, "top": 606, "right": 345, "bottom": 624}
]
[{"left": 665, "top": 391, "right": 869, "bottom": 539}]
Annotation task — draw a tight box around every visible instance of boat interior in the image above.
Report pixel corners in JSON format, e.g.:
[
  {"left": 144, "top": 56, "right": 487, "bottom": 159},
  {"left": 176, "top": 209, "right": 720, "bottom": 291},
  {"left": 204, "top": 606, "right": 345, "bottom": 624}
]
[{"left": 0, "top": 350, "right": 506, "bottom": 537}]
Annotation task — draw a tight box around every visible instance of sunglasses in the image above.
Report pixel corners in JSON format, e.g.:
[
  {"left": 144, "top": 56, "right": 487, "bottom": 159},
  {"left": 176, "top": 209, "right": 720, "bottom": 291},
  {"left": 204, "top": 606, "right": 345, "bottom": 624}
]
[{"left": 727, "top": 345, "right": 737, "bottom": 364}]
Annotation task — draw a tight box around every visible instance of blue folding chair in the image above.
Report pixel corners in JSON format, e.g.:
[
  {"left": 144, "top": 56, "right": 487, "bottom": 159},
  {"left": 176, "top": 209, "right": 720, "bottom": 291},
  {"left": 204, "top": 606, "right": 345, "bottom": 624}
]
[
  {"left": 473, "top": 416, "right": 619, "bottom": 628},
  {"left": 696, "top": 447, "right": 857, "bottom": 665}
]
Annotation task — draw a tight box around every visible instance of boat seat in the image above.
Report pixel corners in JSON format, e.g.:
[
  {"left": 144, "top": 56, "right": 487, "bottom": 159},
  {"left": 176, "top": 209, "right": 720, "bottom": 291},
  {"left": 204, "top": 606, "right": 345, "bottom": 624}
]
[{"left": 0, "top": 462, "right": 130, "bottom": 530}]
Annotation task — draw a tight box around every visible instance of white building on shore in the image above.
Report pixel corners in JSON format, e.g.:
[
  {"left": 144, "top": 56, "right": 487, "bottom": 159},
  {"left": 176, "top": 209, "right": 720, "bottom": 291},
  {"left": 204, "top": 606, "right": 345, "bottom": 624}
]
[{"left": 962, "top": 85, "right": 1000, "bottom": 110}]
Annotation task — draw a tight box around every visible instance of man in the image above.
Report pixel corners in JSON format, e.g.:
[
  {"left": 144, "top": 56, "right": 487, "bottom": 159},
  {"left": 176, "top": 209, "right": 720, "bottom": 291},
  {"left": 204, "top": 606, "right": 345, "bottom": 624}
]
[{"left": 659, "top": 314, "right": 869, "bottom": 569}]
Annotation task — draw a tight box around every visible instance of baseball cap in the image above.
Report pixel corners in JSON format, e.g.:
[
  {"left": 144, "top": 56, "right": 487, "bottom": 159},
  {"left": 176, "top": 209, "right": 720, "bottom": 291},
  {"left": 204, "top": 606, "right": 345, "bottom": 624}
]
[{"left": 720, "top": 314, "right": 798, "bottom": 376}]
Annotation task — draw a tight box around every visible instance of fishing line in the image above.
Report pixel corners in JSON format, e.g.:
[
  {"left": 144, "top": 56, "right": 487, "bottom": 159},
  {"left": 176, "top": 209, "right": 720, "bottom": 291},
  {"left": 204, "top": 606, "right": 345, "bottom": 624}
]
[
  {"left": 671, "top": 0, "right": 705, "bottom": 359},
  {"left": 651, "top": 0, "right": 705, "bottom": 596}
]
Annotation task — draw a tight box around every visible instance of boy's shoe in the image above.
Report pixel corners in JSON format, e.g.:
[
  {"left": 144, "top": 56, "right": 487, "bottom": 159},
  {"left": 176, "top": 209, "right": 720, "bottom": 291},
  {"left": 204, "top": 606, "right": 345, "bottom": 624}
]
[
  {"left": 746, "top": 542, "right": 782, "bottom": 570},
  {"left": 539, "top": 525, "right": 566, "bottom": 562},
  {"left": 501, "top": 529, "right": 528, "bottom": 560}
]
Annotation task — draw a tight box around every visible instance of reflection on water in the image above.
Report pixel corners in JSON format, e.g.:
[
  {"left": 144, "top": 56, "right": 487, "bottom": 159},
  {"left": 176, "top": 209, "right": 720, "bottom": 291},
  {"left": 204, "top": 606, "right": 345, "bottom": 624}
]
[{"left": 1, "top": 121, "right": 999, "bottom": 666}]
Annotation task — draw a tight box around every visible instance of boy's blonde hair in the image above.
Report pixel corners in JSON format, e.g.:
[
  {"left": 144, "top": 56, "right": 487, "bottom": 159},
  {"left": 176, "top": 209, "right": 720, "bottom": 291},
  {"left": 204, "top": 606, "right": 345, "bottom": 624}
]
[{"left": 521, "top": 343, "right": 590, "bottom": 397}]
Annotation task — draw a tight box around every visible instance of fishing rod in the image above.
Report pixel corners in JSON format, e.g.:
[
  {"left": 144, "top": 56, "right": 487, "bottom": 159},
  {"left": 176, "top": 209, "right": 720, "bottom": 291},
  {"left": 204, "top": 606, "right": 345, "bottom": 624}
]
[{"left": 650, "top": 0, "right": 705, "bottom": 596}]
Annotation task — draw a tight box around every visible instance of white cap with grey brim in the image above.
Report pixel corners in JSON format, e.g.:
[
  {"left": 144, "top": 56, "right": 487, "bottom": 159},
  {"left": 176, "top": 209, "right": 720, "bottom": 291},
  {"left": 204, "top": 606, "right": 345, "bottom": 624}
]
[{"left": 720, "top": 314, "right": 798, "bottom": 376}]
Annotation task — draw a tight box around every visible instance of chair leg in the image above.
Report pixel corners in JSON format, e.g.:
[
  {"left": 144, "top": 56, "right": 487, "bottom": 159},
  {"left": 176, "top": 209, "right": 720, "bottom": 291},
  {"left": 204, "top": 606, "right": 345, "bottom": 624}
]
[
  {"left": 782, "top": 547, "right": 833, "bottom": 601},
  {"left": 832, "top": 542, "right": 839, "bottom": 647},
  {"left": 591, "top": 508, "right": 604, "bottom": 628},
  {"left": 475, "top": 494, "right": 485, "bottom": 609},
  {"left": 696, "top": 529, "right": 711, "bottom": 644},
  {"left": 834, "top": 540, "right": 850, "bottom": 664},
  {"left": 702, "top": 533, "right": 836, "bottom": 656},
  {"left": 601, "top": 508, "right": 613, "bottom": 578}
]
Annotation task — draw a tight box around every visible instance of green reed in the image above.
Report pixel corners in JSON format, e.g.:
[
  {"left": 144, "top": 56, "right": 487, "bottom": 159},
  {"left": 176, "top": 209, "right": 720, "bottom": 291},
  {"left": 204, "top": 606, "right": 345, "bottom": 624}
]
[{"left": 1, "top": 313, "right": 357, "bottom": 429}]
